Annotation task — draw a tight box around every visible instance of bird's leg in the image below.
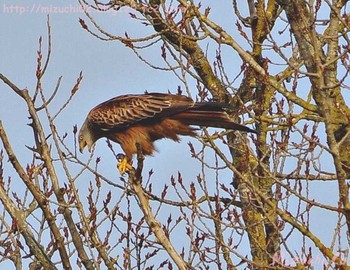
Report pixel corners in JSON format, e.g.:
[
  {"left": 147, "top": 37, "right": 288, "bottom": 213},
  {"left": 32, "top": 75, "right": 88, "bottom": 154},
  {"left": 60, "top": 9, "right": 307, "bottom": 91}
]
[{"left": 116, "top": 153, "right": 133, "bottom": 175}]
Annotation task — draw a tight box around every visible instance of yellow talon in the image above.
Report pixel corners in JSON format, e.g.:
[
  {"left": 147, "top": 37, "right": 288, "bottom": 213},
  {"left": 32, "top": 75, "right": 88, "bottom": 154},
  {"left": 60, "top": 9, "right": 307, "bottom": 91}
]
[{"left": 117, "top": 154, "right": 133, "bottom": 175}]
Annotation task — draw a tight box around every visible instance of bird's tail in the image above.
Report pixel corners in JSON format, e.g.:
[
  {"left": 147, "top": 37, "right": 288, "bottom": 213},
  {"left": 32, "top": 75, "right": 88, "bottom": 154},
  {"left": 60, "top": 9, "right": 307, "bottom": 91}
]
[{"left": 172, "top": 103, "right": 256, "bottom": 133}]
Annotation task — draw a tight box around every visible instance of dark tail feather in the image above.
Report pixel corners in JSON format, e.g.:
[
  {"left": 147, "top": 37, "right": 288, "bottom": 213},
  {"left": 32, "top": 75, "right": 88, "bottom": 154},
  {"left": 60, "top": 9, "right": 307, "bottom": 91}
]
[{"left": 172, "top": 110, "right": 256, "bottom": 133}]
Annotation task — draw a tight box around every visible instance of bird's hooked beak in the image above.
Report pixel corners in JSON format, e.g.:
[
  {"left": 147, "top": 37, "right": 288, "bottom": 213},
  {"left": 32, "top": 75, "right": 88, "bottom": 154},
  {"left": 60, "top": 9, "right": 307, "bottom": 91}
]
[
  {"left": 79, "top": 142, "right": 86, "bottom": 154},
  {"left": 78, "top": 135, "right": 88, "bottom": 154},
  {"left": 79, "top": 140, "right": 93, "bottom": 154}
]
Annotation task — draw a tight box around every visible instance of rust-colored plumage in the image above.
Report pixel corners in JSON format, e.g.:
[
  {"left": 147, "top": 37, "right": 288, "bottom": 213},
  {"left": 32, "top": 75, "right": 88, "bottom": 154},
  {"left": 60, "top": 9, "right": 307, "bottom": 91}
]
[{"left": 78, "top": 93, "right": 255, "bottom": 168}]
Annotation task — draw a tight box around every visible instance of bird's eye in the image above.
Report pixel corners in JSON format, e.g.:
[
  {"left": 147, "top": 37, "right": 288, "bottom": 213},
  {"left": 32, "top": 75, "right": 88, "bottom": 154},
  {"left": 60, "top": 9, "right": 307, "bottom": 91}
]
[{"left": 79, "top": 135, "right": 83, "bottom": 141}]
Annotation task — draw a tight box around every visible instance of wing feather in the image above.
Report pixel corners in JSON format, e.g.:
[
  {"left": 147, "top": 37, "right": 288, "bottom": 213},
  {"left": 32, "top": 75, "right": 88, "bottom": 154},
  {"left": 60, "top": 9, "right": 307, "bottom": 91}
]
[{"left": 87, "top": 93, "right": 194, "bottom": 130}]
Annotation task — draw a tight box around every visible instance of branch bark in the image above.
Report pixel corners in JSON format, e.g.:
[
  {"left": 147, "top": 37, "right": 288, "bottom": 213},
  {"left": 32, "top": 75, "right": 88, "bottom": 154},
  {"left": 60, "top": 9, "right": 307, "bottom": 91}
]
[
  {"left": 278, "top": 0, "right": 350, "bottom": 234},
  {"left": 0, "top": 121, "right": 59, "bottom": 270},
  {"left": 128, "top": 148, "right": 193, "bottom": 270},
  {"left": 0, "top": 163, "right": 56, "bottom": 270}
]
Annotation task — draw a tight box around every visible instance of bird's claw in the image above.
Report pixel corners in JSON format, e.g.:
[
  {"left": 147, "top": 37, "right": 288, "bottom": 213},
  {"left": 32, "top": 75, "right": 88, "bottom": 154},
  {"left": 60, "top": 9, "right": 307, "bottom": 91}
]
[{"left": 117, "top": 154, "right": 133, "bottom": 175}]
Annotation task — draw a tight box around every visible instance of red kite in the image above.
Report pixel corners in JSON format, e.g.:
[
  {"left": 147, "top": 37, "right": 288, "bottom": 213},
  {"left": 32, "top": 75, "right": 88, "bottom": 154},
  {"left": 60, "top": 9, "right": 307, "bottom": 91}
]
[{"left": 78, "top": 93, "right": 255, "bottom": 173}]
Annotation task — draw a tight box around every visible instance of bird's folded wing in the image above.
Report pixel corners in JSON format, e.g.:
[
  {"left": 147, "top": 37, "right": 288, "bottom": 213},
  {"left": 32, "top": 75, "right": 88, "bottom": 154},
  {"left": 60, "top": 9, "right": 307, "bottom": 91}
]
[{"left": 87, "top": 93, "right": 194, "bottom": 130}]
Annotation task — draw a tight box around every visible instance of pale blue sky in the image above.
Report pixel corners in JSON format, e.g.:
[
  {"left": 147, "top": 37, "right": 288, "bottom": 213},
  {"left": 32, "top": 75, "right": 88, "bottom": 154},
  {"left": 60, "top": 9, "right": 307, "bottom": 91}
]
[
  {"left": 1, "top": 0, "right": 348, "bottom": 268},
  {"left": 0, "top": 0, "right": 248, "bottom": 181},
  {"left": 1, "top": 0, "right": 239, "bottom": 260}
]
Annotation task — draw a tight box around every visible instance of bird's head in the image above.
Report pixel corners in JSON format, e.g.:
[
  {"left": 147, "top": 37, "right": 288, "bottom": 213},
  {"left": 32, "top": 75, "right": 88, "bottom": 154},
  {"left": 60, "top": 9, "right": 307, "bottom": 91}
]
[{"left": 78, "top": 119, "right": 98, "bottom": 153}]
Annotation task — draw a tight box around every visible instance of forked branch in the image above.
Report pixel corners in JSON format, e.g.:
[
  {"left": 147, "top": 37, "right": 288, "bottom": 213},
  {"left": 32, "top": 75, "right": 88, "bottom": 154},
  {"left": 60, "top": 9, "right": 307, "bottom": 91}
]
[{"left": 127, "top": 146, "right": 193, "bottom": 270}]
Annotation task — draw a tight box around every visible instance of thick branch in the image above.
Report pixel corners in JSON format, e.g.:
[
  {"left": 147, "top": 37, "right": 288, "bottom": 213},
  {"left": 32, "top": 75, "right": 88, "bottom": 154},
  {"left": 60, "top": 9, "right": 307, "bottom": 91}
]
[
  {"left": 0, "top": 121, "right": 66, "bottom": 269},
  {"left": 128, "top": 149, "right": 193, "bottom": 270},
  {"left": 204, "top": 131, "right": 349, "bottom": 268},
  {"left": 28, "top": 88, "right": 95, "bottom": 270},
  {"left": 0, "top": 176, "right": 56, "bottom": 270}
]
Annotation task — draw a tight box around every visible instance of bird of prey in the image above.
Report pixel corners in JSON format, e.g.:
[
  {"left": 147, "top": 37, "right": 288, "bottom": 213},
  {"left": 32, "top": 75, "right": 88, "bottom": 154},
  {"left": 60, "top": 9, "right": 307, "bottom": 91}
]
[{"left": 78, "top": 93, "right": 255, "bottom": 174}]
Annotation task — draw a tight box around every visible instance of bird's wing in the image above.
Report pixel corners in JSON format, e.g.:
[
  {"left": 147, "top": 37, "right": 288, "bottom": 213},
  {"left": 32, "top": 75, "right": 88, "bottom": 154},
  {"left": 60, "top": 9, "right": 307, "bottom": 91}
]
[{"left": 87, "top": 93, "right": 194, "bottom": 130}]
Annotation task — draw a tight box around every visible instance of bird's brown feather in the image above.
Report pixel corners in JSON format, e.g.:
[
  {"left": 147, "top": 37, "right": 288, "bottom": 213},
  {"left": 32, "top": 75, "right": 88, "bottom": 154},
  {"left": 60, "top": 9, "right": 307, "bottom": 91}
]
[
  {"left": 79, "top": 93, "right": 255, "bottom": 158},
  {"left": 172, "top": 110, "right": 254, "bottom": 132},
  {"left": 107, "top": 119, "right": 196, "bottom": 158},
  {"left": 88, "top": 93, "right": 194, "bottom": 130}
]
